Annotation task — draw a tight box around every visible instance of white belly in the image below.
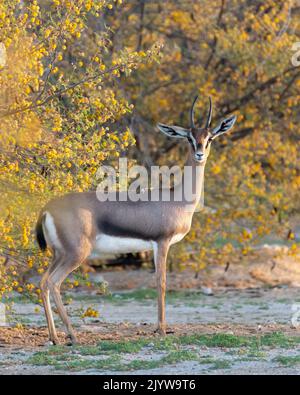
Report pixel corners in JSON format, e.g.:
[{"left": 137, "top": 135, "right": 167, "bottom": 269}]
[{"left": 91, "top": 234, "right": 153, "bottom": 255}]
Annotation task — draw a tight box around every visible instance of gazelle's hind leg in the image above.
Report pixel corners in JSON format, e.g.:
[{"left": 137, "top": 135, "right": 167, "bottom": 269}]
[
  {"left": 40, "top": 253, "right": 63, "bottom": 344},
  {"left": 40, "top": 271, "right": 58, "bottom": 344},
  {"left": 47, "top": 253, "right": 87, "bottom": 345}
]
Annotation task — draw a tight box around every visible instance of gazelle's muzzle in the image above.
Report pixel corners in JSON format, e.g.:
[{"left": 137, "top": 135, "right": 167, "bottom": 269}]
[{"left": 195, "top": 152, "right": 205, "bottom": 162}]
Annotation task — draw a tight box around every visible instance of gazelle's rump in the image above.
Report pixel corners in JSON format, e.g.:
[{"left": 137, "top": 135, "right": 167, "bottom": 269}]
[{"left": 42, "top": 212, "right": 63, "bottom": 251}]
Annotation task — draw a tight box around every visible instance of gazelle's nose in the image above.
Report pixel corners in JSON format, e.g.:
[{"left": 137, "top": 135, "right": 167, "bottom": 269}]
[{"left": 195, "top": 152, "right": 204, "bottom": 161}]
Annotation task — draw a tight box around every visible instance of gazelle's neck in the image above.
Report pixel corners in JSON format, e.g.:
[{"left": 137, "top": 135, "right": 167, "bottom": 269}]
[
  {"left": 173, "top": 149, "right": 206, "bottom": 212},
  {"left": 186, "top": 149, "right": 206, "bottom": 209}
]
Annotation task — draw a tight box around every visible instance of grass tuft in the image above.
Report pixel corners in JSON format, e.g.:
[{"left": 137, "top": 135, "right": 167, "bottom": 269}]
[
  {"left": 26, "top": 331, "right": 300, "bottom": 372},
  {"left": 274, "top": 355, "right": 300, "bottom": 367}
]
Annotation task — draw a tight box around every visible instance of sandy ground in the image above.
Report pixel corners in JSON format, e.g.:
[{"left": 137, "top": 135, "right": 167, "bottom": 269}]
[
  {"left": 0, "top": 286, "right": 300, "bottom": 375},
  {"left": 0, "top": 248, "right": 300, "bottom": 375}
]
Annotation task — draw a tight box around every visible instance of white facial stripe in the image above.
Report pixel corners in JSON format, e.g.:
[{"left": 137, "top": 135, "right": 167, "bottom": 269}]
[
  {"left": 204, "top": 136, "right": 211, "bottom": 148},
  {"left": 189, "top": 134, "right": 197, "bottom": 151},
  {"left": 190, "top": 135, "right": 211, "bottom": 152}
]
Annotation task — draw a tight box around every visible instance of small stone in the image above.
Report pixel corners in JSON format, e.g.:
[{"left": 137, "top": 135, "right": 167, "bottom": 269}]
[
  {"left": 201, "top": 286, "right": 214, "bottom": 296},
  {"left": 44, "top": 340, "right": 54, "bottom": 346},
  {"left": 137, "top": 322, "right": 148, "bottom": 326}
]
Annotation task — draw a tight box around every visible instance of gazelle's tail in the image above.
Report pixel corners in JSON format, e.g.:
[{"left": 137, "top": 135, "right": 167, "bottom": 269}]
[{"left": 36, "top": 213, "right": 47, "bottom": 251}]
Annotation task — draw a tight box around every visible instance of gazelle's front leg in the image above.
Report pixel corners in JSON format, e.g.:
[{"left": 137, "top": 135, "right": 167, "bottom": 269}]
[{"left": 153, "top": 240, "right": 170, "bottom": 335}]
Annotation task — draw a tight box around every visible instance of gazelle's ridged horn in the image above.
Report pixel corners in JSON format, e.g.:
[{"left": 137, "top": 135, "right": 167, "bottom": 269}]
[
  {"left": 190, "top": 95, "right": 199, "bottom": 128},
  {"left": 206, "top": 96, "right": 212, "bottom": 128}
]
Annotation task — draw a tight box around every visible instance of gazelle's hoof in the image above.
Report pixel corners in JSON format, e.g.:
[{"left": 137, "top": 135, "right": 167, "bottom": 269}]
[
  {"left": 166, "top": 329, "right": 175, "bottom": 334},
  {"left": 46, "top": 337, "right": 60, "bottom": 346},
  {"left": 66, "top": 334, "right": 78, "bottom": 346},
  {"left": 154, "top": 327, "right": 166, "bottom": 336}
]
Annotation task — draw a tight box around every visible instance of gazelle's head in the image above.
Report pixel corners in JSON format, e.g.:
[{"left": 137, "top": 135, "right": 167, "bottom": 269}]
[{"left": 157, "top": 96, "right": 237, "bottom": 164}]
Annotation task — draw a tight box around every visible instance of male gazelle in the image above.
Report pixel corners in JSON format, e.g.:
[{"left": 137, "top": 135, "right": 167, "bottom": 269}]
[{"left": 36, "top": 95, "right": 236, "bottom": 344}]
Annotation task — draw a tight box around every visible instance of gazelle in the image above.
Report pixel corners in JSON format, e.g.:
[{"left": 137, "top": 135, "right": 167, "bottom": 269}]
[{"left": 36, "top": 95, "right": 236, "bottom": 345}]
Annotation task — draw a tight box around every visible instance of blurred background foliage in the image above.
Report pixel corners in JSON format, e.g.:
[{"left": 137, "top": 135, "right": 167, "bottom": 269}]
[{"left": 0, "top": 0, "right": 299, "bottom": 298}]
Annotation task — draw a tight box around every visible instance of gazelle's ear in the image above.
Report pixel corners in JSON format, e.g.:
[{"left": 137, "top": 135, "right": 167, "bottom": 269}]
[
  {"left": 157, "top": 123, "right": 190, "bottom": 139},
  {"left": 210, "top": 115, "right": 237, "bottom": 140}
]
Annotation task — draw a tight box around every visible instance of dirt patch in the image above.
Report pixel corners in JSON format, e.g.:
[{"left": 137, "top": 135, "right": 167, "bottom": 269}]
[
  {"left": 1, "top": 283, "right": 300, "bottom": 374},
  {"left": 1, "top": 248, "right": 300, "bottom": 375},
  {"left": 0, "top": 322, "right": 297, "bottom": 348}
]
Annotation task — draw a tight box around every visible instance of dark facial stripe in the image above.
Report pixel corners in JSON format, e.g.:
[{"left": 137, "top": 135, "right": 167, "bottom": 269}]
[{"left": 187, "top": 136, "right": 197, "bottom": 151}]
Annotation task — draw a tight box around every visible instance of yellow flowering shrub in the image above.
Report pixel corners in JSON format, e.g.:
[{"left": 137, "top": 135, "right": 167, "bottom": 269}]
[
  {"left": 0, "top": 0, "right": 161, "bottom": 297},
  {"left": 1, "top": 0, "right": 299, "bottom": 296}
]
